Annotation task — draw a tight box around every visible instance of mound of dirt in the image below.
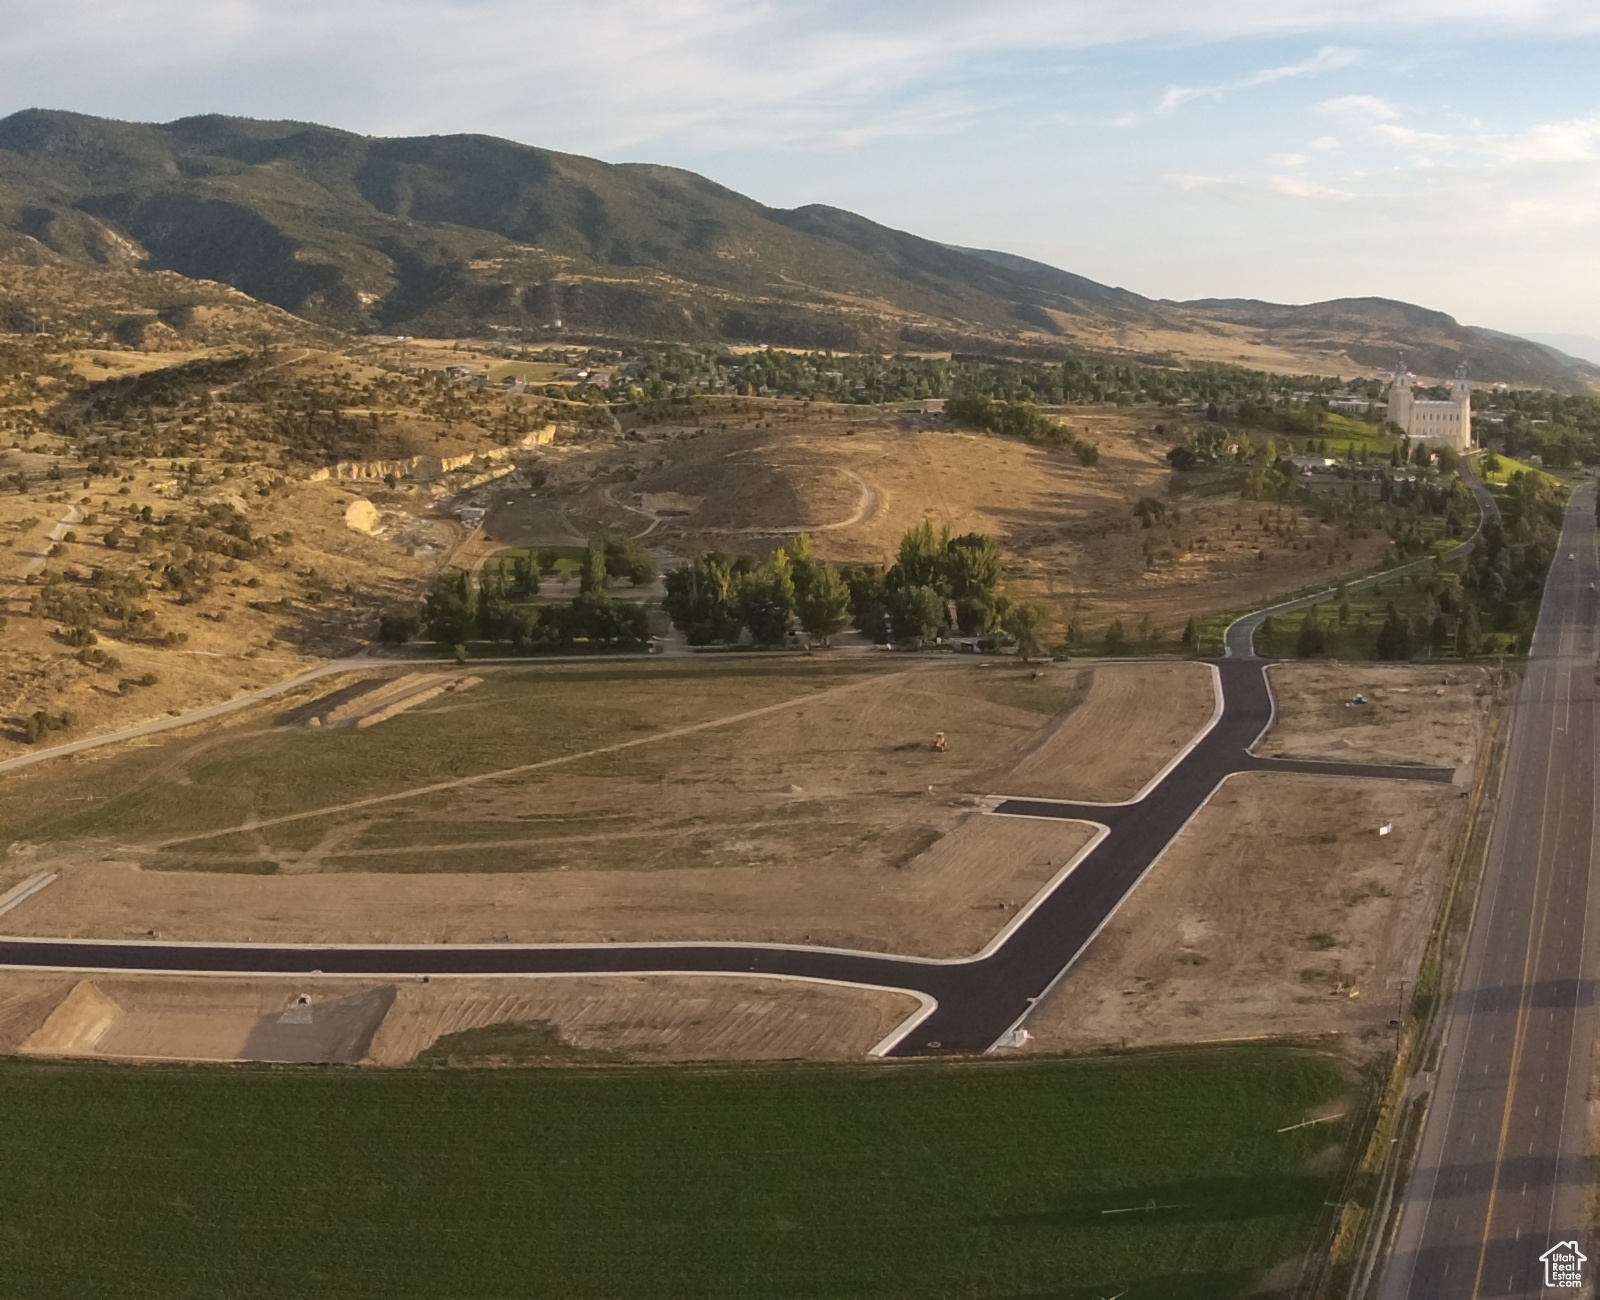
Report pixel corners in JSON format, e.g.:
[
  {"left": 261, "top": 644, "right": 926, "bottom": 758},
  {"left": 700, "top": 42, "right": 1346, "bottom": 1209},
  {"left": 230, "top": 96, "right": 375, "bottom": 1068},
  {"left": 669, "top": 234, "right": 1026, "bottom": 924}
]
[{"left": 22, "top": 979, "right": 122, "bottom": 1054}]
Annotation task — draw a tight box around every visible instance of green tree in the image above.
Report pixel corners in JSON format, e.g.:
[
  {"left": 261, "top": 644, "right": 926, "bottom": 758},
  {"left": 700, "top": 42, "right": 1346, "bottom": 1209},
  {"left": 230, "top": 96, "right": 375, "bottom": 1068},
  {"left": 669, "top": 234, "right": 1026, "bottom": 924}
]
[
  {"left": 889, "top": 583, "right": 946, "bottom": 645},
  {"left": 579, "top": 541, "right": 610, "bottom": 595},
  {"left": 1180, "top": 615, "right": 1197, "bottom": 649},
  {"left": 895, "top": 520, "right": 948, "bottom": 592},
  {"left": 1457, "top": 603, "right": 1481, "bottom": 657},
  {"left": 476, "top": 562, "right": 514, "bottom": 642},
  {"left": 1004, "top": 603, "right": 1049, "bottom": 661},
  {"left": 377, "top": 604, "right": 420, "bottom": 646},
  {"left": 662, "top": 552, "right": 743, "bottom": 645},
  {"left": 535, "top": 547, "right": 562, "bottom": 575},
  {"left": 737, "top": 554, "right": 797, "bottom": 646},
  {"left": 568, "top": 594, "right": 650, "bottom": 648},
  {"left": 510, "top": 551, "right": 539, "bottom": 596},
  {"left": 1104, "top": 619, "right": 1126, "bottom": 652},
  {"left": 840, "top": 565, "right": 890, "bottom": 641},
  {"left": 796, "top": 563, "right": 852, "bottom": 645},
  {"left": 420, "top": 570, "right": 474, "bottom": 645},
  {"left": 784, "top": 533, "right": 821, "bottom": 603},
  {"left": 1296, "top": 605, "right": 1326, "bottom": 658},
  {"left": 601, "top": 533, "right": 657, "bottom": 586},
  {"left": 1375, "top": 603, "right": 1416, "bottom": 661},
  {"left": 944, "top": 533, "right": 1002, "bottom": 600}
]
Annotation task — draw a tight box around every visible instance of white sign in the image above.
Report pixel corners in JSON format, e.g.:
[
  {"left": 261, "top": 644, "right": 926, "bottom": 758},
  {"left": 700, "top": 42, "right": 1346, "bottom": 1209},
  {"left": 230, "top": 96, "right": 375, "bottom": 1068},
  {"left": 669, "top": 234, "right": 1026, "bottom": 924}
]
[{"left": 1541, "top": 1240, "right": 1586, "bottom": 1289}]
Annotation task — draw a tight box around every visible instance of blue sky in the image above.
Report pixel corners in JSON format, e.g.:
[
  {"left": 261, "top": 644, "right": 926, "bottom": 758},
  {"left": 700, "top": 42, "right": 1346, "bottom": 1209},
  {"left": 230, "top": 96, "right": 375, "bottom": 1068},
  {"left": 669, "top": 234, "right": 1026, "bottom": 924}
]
[{"left": 4, "top": 1, "right": 1599, "bottom": 339}]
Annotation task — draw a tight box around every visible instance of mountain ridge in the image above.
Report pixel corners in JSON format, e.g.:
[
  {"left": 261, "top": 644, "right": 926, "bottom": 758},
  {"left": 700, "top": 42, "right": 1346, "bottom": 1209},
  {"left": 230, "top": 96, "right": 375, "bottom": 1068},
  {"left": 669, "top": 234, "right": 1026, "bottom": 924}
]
[{"left": 1, "top": 108, "right": 1595, "bottom": 390}]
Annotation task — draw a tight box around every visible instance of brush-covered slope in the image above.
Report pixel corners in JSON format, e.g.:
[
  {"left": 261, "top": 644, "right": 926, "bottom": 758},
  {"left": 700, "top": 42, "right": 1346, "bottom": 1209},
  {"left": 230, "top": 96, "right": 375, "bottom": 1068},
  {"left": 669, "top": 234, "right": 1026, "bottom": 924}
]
[{"left": 1, "top": 109, "right": 1595, "bottom": 389}]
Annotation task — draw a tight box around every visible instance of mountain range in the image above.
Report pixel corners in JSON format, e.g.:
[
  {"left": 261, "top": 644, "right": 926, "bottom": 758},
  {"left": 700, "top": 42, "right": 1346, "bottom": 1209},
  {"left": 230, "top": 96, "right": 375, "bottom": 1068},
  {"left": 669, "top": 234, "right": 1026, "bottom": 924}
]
[{"left": 1, "top": 108, "right": 1595, "bottom": 391}]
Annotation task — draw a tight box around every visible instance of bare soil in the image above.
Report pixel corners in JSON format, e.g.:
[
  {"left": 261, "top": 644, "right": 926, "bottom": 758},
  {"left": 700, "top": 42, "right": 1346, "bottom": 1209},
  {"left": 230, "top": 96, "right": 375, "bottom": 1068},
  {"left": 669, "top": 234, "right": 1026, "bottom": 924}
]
[
  {"left": 8, "top": 814, "right": 1094, "bottom": 958},
  {"left": 1019, "top": 774, "right": 1463, "bottom": 1060},
  {"left": 368, "top": 975, "right": 922, "bottom": 1064},
  {"left": 999, "top": 661, "right": 1215, "bottom": 801},
  {"left": 0, "top": 660, "right": 1217, "bottom": 957},
  {"left": 1261, "top": 662, "right": 1498, "bottom": 780},
  {"left": 1017, "top": 662, "right": 1492, "bottom": 1059},
  {"left": 0, "top": 971, "right": 919, "bottom": 1065}
]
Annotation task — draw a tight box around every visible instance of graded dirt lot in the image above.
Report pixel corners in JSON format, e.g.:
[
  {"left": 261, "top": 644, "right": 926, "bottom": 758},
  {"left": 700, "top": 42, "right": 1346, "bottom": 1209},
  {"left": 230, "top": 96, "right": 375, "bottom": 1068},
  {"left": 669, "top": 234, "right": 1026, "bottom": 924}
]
[
  {"left": 0, "top": 972, "right": 918, "bottom": 1064},
  {"left": 5, "top": 814, "right": 1094, "bottom": 959},
  {"left": 1261, "top": 662, "right": 1499, "bottom": 779},
  {"left": 1019, "top": 663, "right": 1494, "bottom": 1060},
  {"left": 368, "top": 976, "right": 921, "bottom": 1064},
  {"left": 998, "top": 660, "right": 1215, "bottom": 801}
]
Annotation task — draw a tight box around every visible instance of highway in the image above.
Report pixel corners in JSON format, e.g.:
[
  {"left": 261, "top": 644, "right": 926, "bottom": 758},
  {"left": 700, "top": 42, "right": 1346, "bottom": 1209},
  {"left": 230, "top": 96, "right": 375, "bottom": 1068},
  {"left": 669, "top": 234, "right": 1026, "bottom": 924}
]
[
  {"left": 1379, "top": 483, "right": 1598, "bottom": 1299},
  {"left": 0, "top": 657, "right": 1453, "bottom": 1057}
]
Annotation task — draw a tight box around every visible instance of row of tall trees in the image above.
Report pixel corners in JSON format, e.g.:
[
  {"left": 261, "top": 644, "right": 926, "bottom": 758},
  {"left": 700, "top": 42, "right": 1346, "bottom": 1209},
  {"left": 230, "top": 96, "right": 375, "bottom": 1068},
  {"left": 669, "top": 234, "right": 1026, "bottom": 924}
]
[
  {"left": 661, "top": 534, "right": 852, "bottom": 647},
  {"left": 661, "top": 524, "right": 1049, "bottom": 655},
  {"left": 383, "top": 532, "right": 657, "bottom": 652}
]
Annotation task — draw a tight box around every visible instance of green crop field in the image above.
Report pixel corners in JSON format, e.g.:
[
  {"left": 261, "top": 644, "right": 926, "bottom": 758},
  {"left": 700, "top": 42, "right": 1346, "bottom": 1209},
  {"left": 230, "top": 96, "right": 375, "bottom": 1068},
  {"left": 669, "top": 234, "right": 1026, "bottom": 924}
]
[{"left": 0, "top": 1047, "right": 1359, "bottom": 1299}]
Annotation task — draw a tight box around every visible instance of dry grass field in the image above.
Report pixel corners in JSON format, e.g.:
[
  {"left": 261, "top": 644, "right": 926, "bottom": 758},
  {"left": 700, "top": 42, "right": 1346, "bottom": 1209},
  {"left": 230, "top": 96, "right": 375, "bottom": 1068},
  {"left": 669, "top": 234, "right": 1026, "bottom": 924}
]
[
  {"left": 483, "top": 406, "right": 1394, "bottom": 642},
  {"left": 0, "top": 658, "right": 1147, "bottom": 957},
  {"left": 999, "top": 660, "right": 1215, "bottom": 801}
]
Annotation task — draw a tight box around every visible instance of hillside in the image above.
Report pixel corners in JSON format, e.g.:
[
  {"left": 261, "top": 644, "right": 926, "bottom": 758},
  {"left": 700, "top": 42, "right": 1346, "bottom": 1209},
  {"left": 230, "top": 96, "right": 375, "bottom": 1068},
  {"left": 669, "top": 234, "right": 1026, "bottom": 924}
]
[{"left": 1, "top": 109, "right": 1596, "bottom": 390}]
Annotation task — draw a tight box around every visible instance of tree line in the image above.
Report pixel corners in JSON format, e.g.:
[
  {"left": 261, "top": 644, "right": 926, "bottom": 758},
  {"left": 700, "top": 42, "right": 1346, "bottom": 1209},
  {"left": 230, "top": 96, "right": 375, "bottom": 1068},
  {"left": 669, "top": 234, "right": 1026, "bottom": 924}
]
[
  {"left": 383, "top": 533, "right": 658, "bottom": 653},
  {"left": 662, "top": 524, "right": 1048, "bottom": 656}
]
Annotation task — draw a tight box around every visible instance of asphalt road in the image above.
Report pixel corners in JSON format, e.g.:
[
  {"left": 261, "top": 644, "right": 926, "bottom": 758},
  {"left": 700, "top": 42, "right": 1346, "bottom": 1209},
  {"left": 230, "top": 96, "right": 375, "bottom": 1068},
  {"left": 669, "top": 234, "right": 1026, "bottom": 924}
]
[
  {"left": 1379, "top": 483, "right": 1598, "bottom": 1300},
  {"left": 0, "top": 658, "right": 1454, "bottom": 1056}
]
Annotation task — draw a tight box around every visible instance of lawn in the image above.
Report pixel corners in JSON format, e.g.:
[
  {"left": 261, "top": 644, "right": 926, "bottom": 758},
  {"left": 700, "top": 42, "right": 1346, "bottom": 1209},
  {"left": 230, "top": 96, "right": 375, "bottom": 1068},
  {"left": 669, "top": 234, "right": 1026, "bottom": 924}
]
[
  {"left": 0, "top": 1047, "right": 1358, "bottom": 1299},
  {"left": 1475, "top": 451, "right": 1565, "bottom": 489}
]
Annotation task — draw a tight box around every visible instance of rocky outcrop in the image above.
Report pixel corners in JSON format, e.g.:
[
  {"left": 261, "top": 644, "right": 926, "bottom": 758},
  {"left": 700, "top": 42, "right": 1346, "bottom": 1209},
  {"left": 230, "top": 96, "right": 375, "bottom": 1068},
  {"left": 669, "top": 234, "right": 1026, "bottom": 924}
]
[{"left": 308, "top": 424, "right": 556, "bottom": 483}]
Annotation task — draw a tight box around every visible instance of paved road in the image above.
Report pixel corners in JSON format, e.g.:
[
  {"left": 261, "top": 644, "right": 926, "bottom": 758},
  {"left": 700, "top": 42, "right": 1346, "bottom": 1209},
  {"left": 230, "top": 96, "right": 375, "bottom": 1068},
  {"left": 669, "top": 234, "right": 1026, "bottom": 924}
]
[
  {"left": 1379, "top": 483, "right": 1598, "bottom": 1299},
  {"left": 0, "top": 657, "right": 1454, "bottom": 1056}
]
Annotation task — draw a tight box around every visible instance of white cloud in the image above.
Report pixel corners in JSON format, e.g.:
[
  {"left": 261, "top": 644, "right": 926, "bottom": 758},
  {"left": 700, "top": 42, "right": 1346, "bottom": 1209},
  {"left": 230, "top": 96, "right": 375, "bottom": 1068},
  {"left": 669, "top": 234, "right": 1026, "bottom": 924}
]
[
  {"left": 1156, "top": 45, "right": 1361, "bottom": 115},
  {"left": 1318, "top": 94, "right": 1402, "bottom": 121},
  {"left": 1311, "top": 135, "right": 1344, "bottom": 150},
  {"left": 1270, "top": 174, "right": 1355, "bottom": 198},
  {"left": 1272, "top": 152, "right": 1312, "bottom": 166},
  {"left": 1372, "top": 114, "right": 1600, "bottom": 164},
  {"left": 2, "top": 1, "right": 1599, "bottom": 153},
  {"left": 1163, "top": 174, "right": 1230, "bottom": 190}
]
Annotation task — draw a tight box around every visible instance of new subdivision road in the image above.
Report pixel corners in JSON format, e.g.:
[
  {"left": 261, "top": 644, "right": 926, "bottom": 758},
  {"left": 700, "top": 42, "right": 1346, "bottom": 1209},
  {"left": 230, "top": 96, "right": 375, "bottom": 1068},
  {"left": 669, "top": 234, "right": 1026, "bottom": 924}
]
[
  {"left": 0, "top": 658, "right": 1451, "bottom": 1055},
  {"left": 1378, "top": 483, "right": 1598, "bottom": 1300}
]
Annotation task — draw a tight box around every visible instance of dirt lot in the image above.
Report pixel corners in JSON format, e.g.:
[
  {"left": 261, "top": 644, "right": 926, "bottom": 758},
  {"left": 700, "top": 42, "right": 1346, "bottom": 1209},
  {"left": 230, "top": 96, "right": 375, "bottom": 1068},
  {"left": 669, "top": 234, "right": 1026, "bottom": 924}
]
[
  {"left": 1261, "top": 662, "right": 1499, "bottom": 779},
  {"left": 0, "top": 972, "right": 917, "bottom": 1064},
  {"left": 367, "top": 975, "right": 920, "bottom": 1064},
  {"left": 1018, "top": 662, "right": 1494, "bottom": 1059},
  {"left": 6, "top": 814, "right": 1094, "bottom": 958},
  {"left": 999, "top": 661, "right": 1215, "bottom": 801},
  {"left": 1020, "top": 775, "right": 1463, "bottom": 1060}
]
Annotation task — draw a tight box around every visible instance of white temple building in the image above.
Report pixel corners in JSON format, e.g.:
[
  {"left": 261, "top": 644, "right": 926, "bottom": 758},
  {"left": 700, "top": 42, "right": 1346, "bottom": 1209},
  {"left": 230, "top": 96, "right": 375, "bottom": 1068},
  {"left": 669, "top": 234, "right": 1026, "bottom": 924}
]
[{"left": 1386, "top": 363, "right": 1473, "bottom": 452}]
